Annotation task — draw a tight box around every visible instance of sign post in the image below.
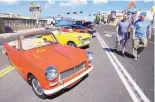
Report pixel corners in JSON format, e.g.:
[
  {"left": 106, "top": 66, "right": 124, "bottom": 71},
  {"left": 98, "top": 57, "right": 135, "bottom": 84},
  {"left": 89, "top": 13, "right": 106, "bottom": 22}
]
[{"left": 29, "top": 3, "right": 42, "bottom": 28}]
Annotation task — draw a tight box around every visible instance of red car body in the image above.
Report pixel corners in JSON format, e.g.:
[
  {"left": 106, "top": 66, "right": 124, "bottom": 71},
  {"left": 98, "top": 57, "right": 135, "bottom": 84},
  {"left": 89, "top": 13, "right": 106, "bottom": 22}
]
[
  {"left": 60, "top": 26, "right": 88, "bottom": 33},
  {"left": 3, "top": 30, "right": 93, "bottom": 99}
]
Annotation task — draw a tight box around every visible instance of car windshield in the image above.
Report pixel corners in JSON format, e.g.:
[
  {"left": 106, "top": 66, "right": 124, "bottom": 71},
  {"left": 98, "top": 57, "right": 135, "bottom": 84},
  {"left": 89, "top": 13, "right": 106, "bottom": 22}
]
[{"left": 21, "top": 33, "right": 58, "bottom": 50}]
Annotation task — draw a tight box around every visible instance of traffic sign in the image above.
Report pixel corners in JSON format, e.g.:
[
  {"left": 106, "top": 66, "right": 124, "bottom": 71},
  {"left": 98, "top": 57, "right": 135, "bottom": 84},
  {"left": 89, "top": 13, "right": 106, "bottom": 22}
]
[{"left": 126, "top": 1, "right": 135, "bottom": 9}]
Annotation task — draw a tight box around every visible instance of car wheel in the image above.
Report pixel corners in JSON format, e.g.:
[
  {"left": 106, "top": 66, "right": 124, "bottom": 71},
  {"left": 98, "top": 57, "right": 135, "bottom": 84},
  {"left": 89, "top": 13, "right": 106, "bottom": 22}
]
[
  {"left": 30, "top": 75, "right": 46, "bottom": 99},
  {"left": 68, "top": 42, "right": 76, "bottom": 47}
]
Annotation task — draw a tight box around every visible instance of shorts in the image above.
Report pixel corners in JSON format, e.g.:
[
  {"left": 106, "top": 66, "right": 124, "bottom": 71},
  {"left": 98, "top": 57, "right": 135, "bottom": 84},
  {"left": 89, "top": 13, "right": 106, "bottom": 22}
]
[{"left": 116, "top": 33, "right": 130, "bottom": 47}]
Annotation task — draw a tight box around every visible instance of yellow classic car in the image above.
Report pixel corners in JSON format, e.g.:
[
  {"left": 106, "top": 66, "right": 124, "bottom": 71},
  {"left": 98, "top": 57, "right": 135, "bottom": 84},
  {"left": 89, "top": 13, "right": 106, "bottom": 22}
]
[{"left": 41, "top": 31, "right": 91, "bottom": 48}]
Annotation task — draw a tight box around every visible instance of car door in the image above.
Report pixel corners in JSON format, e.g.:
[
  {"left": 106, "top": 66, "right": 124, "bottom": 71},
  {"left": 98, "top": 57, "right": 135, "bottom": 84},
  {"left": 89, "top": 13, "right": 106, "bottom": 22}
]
[
  {"left": 73, "top": 26, "right": 80, "bottom": 32},
  {"left": 6, "top": 46, "right": 22, "bottom": 73}
]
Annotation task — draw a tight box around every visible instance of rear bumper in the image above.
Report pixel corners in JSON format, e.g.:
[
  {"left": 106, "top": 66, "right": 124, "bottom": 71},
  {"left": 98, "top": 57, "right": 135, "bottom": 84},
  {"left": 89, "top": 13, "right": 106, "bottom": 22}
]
[{"left": 43, "top": 66, "right": 93, "bottom": 95}]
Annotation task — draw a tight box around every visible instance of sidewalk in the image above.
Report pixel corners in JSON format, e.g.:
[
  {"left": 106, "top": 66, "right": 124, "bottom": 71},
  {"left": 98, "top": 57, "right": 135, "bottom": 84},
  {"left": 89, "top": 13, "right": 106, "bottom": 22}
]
[{"left": 0, "top": 28, "right": 45, "bottom": 38}]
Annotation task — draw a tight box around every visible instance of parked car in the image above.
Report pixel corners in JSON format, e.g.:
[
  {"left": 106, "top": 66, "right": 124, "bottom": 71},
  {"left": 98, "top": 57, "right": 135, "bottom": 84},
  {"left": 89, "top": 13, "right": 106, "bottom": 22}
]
[
  {"left": 42, "top": 30, "right": 91, "bottom": 48},
  {"left": 59, "top": 25, "right": 96, "bottom": 37},
  {"left": 82, "top": 21, "right": 94, "bottom": 28},
  {"left": 73, "top": 20, "right": 85, "bottom": 25},
  {"left": 45, "top": 24, "right": 53, "bottom": 29},
  {"left": 3, "top": 30, "right": 93, "bottom": 99},
  {"left": 79, "top": 22, "right": 96, "bottom": 36}
]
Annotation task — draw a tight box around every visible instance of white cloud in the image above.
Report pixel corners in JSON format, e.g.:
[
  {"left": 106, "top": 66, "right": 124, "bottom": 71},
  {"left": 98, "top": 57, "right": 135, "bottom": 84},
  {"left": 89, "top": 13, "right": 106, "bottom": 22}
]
[
  {"left": 93, "top": 0, "right": 108, "bottom": 4},
  {"left": 144, "top": 0, "right": 154, "bottom": 2},
  {"left": 44, "top": 0, "right": 55, "bottom": 8},
  {"left": 0, "top": 0, "right": 19, "bottom": 4},
  {"left": 47, "top": 0, "right": 55, "bottom": 4},
  {"left": 59, "top": 0, "right": 87, "bottom": 7},
  {"left": 44, "top": 4, "right": 50, "bottom": 8}
]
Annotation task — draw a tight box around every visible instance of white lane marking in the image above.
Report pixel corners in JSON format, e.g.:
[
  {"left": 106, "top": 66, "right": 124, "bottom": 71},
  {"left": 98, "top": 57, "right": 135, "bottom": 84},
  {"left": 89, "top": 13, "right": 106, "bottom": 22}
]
[
  {"left": 97, "top": 34, "right": 139, "bottom": 102},
  {"left": 104, "top": 34, "right": 112, "bottom": 37},
  {"left": 97, "top": 32, "right": 150, "bottom": 102},
  {"left": 104, "top": 31, "right": 109, "bottom": 33},
  {"left": 104, "top": 32, "right": 155, "bottom": 45}
]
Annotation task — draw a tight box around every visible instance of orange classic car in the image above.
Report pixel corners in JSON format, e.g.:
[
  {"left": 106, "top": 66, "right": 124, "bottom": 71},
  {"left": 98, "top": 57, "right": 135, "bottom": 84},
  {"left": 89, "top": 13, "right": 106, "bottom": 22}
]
[{"left": 3, "top": 30, "right": 93, "bottom": 99}]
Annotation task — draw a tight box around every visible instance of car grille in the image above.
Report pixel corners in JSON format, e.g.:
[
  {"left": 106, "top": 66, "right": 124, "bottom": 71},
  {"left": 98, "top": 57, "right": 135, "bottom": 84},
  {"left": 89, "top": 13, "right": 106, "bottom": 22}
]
[
  {"left": 83, "top": 38, "right": 90, "bottom": 42},
  {"left": 60, "top": 62, "right": 85, "bottom": 80}
]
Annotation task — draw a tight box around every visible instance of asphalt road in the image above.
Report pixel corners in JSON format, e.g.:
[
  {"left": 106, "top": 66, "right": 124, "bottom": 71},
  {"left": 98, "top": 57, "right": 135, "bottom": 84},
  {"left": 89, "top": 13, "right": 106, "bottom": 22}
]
[
  {"left": 96, "top": 24, "right": 154, "bottom": 101},
  {"left": 0, "top": 25, "right": 154, "bottom": 102}
]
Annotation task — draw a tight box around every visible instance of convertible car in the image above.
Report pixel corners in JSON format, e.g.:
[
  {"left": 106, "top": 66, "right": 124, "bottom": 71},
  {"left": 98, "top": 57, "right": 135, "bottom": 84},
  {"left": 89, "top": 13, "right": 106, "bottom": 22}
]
[
  {"left": 3, "top": 30, "right": 93, "bottom": 99},
  {"left": 42, "top": 30, "right": 91, "bottom": 48}
]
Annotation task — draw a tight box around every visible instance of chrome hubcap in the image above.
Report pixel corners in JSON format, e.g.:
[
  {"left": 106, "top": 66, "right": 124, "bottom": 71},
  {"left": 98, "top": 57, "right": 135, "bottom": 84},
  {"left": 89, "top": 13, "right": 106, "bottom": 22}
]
[{"left": 32, "top": 78, "right": 43, "bottom": 95}]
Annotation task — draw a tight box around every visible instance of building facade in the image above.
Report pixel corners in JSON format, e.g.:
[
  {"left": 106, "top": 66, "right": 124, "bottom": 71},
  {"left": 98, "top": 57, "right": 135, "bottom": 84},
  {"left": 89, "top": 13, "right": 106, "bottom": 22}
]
[{"left": 0, "top": 17, "right": 47, "bottom": 33}]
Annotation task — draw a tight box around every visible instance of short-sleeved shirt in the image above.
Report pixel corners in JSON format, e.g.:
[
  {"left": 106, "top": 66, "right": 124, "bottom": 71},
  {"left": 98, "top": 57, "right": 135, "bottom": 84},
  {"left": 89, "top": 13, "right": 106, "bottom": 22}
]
[
  {"left": 117, "top": 20, "right": 130, "bottom": 36},
  {"left": 133, "top": 19, "right": 151, "bottom": 40}
]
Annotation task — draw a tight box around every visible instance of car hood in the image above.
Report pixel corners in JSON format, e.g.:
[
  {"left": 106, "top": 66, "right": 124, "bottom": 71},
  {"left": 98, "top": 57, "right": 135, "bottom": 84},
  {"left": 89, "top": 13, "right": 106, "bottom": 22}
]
[
  {"left": 61, "top": 32, "right": 91, "bottom": 39},
  {"left": 23, "top": 44, "right": 87, "bottom": 73}
]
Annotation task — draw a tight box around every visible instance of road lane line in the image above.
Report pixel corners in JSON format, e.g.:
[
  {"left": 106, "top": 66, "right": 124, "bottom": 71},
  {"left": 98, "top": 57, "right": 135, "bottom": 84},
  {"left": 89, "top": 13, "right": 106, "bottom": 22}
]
[
  {"left": 97, "top": 32, "right": 150, "bottom": 102},
  {"left": 0, "top": 67, "right": 14, "bottom": 78},
  {"left": 97, "top": 34, "right": 139, "bottom": 102},
  {"left": 0, "top": 66, "right": 13, "bottom": 74},
  {"left": 104, "top": 33, "right": 154, "bottom": 45}
]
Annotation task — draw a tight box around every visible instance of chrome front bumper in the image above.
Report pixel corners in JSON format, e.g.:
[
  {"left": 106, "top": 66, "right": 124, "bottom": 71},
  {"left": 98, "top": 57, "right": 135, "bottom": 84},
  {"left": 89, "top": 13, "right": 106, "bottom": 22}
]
[
  {"left": 76, "top": 39, "right": 92, "bottom": 47},
  {"left": 43, "top": 66, "right": 93, "bottom": 95}
]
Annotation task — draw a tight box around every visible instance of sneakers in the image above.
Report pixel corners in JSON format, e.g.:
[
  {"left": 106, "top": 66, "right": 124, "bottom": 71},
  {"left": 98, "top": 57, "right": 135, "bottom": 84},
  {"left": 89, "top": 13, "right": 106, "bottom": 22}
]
[
  {"left": 122, "top": 52, "right": 125, "bottom": 57},
  {"left": 134, "top": 57, "right": 138, "bottom": 61},
  {"left": 137, "top": 54, "right": 140, "bottom": 58},
  {"left": 133, "top": 55, "right": 140, "bottom": 61},
  {"left": 115, "top": 48, "right": 118, "bottom": 52}
]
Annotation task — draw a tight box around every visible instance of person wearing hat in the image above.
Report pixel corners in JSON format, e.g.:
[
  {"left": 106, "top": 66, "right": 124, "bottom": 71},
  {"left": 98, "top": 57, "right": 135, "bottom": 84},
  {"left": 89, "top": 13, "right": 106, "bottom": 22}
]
[{"left": 132, "top": 11, "right": 151, "bottom": 60}]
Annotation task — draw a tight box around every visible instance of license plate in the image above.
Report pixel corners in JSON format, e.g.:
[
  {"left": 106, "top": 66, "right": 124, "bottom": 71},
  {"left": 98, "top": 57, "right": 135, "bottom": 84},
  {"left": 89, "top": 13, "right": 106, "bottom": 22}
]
[{"left": 84, "top": 40, "right": 90, "bottom": 44}]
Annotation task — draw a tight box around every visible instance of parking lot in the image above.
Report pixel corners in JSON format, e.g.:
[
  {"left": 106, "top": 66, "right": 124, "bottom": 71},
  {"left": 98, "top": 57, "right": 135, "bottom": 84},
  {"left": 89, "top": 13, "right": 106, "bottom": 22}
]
[{"left": 0, "top": 24, "right": 154, "bottom": 102}]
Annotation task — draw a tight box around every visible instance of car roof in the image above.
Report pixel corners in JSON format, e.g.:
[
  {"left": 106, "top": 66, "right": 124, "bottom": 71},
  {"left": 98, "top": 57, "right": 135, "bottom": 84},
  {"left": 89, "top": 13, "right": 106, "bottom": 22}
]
[{"left": 72, "top": 25, "right": 83, "bottom": 27}]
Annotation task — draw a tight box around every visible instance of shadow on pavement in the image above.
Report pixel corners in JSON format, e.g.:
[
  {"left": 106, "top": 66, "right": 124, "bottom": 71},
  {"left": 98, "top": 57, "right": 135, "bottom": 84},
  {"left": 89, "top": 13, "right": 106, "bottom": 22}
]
[
  {"left": 81, "top": 45, "right": 90, "bottom": 49},
  {"left": 46, "top": 74, "right": 89, "bottom": 100},
  {"left": 103, "top": 48, "right": 134, "bottom": 59}
]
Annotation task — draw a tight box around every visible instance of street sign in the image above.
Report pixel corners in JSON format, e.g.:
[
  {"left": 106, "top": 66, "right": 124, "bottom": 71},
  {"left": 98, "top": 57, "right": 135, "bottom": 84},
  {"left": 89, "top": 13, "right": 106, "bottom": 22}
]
[
  {"left": 126, "top": 1, "right": 135, "bottom": 9},
  {"left": 29, "top": 3, "right": 42, "bottom": 19}
]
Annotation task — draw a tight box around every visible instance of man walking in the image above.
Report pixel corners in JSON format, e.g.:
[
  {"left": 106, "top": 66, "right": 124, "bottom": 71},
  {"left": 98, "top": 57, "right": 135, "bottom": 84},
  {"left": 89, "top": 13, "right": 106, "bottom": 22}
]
[
  {"left": 116, "top": 13, "right": 131, "bottom": 56},
  {"left": 132, "top": 12, "right": 151, "bottom": 60}
]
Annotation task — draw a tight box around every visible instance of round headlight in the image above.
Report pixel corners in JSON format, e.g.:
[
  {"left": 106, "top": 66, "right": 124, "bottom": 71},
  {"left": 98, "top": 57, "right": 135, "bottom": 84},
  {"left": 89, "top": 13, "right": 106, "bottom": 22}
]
[
  {"left": 87, "top": 51, "right": 93, "bottom": 61},
  {"left": 78, "top": 36, "right": 82, "bottom": 41},
  {"left": 45, "top": 66, "right": 58, "bottom": 81}
]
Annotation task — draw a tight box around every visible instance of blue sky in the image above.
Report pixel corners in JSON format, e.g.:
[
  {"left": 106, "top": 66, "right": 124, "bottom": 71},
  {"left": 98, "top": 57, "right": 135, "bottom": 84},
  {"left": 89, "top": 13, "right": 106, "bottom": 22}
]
[{"left": 0, "top": 0, "right": 154, "bottom": 20}]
